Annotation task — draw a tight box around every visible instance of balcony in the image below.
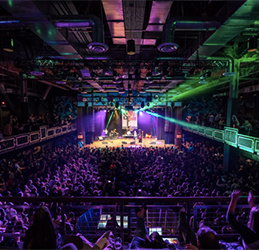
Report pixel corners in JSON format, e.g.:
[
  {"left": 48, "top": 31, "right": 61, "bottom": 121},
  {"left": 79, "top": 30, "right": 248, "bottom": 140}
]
[
  {"left": 183, "top": 125, "right": 259, "bottom": 157},
  {"left": 0, "top": 123, "right": 77, "bottom": 154}
]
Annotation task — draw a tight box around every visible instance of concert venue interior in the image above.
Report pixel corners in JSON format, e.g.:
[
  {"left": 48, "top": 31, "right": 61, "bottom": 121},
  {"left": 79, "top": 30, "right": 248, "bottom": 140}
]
[{"left": 1, "top": 0, "right": 259, "bottom": 249}]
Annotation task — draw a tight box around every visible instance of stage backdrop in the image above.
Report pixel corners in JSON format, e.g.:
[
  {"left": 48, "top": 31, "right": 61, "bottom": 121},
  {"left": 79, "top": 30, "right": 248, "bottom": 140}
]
[{"left": 122, "top": 110, "right": 138, "bottom": 129}]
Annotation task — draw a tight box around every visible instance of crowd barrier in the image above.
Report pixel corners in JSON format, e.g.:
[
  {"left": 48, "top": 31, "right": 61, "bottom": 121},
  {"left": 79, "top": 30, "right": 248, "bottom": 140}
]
[
  {"left": 0, "top": 196, "right": 251, "bottom": 242},
  {"left": 0, "top": 123, "right": 77, "bottom": 154},
  {"left": 184, "top": 125, "right": 259, "bottom": 155}
]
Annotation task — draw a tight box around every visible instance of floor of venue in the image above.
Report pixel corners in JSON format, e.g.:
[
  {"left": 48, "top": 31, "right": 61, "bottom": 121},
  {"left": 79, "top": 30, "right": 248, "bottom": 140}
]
[{"left": 88, "top": 138, "right": 172, "bottom": 148}]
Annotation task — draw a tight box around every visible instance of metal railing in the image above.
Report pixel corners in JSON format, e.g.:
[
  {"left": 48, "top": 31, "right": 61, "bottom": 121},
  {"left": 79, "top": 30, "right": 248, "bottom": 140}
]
[
  {"left": 0, "top": 123, "right": 77, "bottom": 154},
  {"left": 0, "top": 196, "right": 251, "bottom": 243},
  {"left": 184, "top": 125, "right": 259, "bottom": 156}
]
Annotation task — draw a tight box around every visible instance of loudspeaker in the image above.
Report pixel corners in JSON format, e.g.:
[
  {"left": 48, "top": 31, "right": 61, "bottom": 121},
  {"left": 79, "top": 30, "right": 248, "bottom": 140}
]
[
  {"left": 102, "top": 141, "right": 108, "bottom": 144},
  {"left": 122, "top": 141, "right": 127, "bottom": 144},
  {"left": 150, "top": 141, "right": 156, "bottom": 144}
]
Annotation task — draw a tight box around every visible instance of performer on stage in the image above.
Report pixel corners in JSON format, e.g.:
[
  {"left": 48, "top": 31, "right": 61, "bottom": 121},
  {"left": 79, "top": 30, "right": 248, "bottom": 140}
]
[{"left": 104, "top": 128, "right": 108, "bottom": 136}]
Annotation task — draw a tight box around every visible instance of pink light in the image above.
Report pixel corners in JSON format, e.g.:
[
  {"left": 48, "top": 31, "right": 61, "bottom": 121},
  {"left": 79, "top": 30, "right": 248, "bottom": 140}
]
[{"left": 140, "top": 111, "right": 143, "bottom": 115}]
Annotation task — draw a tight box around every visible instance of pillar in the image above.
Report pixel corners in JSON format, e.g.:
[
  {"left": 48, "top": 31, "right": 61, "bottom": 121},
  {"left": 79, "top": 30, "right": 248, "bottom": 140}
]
[
  {"left": 164, "top": 107, "right": 175, "bottom": 144},
  {"left": 174, "top": 105, "right": 182, "bottom": 148},
  {"left": 223, "top": 58, "right": 239, "bottom": 172},
  {"left": 77, "top": 103, "right": 94, "bottom": 145},
  {"left": 77, "top": 106, "right": 85, "bottom": 144},
  {"left": 20, "top": 74, "right": 28, "bottom": 123}
]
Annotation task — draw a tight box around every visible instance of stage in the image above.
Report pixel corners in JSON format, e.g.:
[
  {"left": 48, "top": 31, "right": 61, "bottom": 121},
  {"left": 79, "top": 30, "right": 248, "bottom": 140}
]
[{"left": 88, "top": 138, "right": 172, "bottom": 148}]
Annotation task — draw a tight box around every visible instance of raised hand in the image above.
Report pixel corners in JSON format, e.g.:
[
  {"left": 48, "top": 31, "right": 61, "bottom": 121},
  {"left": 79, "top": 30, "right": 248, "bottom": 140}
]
[{"left": 231, "top": 190, "right": 242, "bottom": 200}]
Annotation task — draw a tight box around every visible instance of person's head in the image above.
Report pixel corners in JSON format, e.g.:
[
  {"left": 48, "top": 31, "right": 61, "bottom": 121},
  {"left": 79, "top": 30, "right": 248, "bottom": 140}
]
[
  {"left": 248, "top": 206, "right": 259, "bottom": 233},
  {"left": 197, "top": 226, "right": 219, "bottom": 249},
  {"left": 23, "top": 206, "right": 56, "bottom": 250}
]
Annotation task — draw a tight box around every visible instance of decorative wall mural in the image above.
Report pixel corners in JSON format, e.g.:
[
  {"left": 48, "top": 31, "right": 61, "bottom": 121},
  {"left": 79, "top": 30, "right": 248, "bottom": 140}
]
[
  {"left": 53, "top": 96, "right": 77, "bottom": 122},
  {"left": 186, "top": 97, "right": 223, "bottom": 118}
]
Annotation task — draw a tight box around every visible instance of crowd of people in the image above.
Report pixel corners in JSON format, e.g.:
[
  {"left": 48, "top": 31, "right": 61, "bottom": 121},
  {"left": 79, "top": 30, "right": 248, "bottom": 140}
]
[
  {"left": 186, "top": 111, "right": 259, "bottom": 137},
  {"left": 186, "top": 112, "right": 226, "bottom": 130},
  {"left": 2, "top": 113, "right": 75, "bottom": 137},
  {"left": 0, "top": 140, "right": 258, "bottom": 249}
]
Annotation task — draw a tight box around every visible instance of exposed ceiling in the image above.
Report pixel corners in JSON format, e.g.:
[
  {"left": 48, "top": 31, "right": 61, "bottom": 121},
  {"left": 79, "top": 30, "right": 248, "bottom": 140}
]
[{"left": 0, "top": 0, "right": 259, "bottom": 98}]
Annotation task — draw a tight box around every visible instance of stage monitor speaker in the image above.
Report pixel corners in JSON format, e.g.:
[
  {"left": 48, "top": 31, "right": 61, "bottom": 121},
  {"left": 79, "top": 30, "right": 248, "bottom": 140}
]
[
  {"left": 130, "top": 141, "right": 135, "bottom": 145},
  {"left": 98, "top": 136, "right": 104, "bottom": 141},
  {"left": 102, "top": 141, "right": 108, "bottom": 144},
  {"left": 150, "top": 141, "right": 157, "bottom": 144},
  {"left": 122, "top": 141, "right": 127, "bottom": 144}
]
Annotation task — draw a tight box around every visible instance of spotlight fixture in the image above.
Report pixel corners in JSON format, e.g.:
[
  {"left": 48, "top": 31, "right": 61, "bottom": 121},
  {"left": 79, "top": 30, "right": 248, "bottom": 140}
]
[
  {"left": 141, "top": 101, "right": 144, "bottom": 108},
  {"left": 248, "top": 37, "right": 258, "bottom": 52},
  {"left": 203, "top": 71, "right": 211, "bottom": 78},
  {"left": 115, "top": 102, "right": 119, "bottom": 108},
  {"left": 200, "top": 71, "right": 211, "bottom": 80},
  {"left": 113, "top": 70, "right": 119, "bottom": 80},
  {"left": 199, "top": 80, "right": 208, "bottom": 84},
  {"left": 30, "top": 66, "right": 44, "bottom": 76},
  {"left": 223, "top": 72, "right": 237, "bottom": 77},
  {"left": 56, "top": 80, "right": 66, "bottom": 85},
  {"left": 127, "top": 39, "right": 135, "bottom": 55},
  {"left": 3, "top": 38, "right": 14, "bottom": 52},
  {"left": 146, "top": 72, "right": 152, "bottom": 80},
  {"left": 91, "top": 71, "right": 97, "bottom": 79},
  {"left": 147, "top": 102, "right": 150, "bottom": 107}
]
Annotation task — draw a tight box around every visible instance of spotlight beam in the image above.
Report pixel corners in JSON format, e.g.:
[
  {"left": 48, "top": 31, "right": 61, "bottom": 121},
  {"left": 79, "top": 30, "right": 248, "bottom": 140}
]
[
  {"left": 145, "top": 110, "right": 204, "bottom": 131},
  {"left": 106, "top": 111, "right": 114, "bottom": 129}
]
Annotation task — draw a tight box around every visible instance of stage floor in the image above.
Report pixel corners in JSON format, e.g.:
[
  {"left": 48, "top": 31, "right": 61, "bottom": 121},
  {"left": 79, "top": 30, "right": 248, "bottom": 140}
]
[{"left": 88, "top": 138, "right": 173, "bottom": 148}]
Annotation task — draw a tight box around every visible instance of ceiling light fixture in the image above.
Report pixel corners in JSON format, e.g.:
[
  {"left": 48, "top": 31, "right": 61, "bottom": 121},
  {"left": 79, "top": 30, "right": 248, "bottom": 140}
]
[
  {"left": 3, "top": 38, "right": 14, "bottom": 52},
  {"left": 127, "top": 39, "right": 135, "bottom": 55},
  {"left": 248, "top": 37, "right": 258, "bottom": 52}
]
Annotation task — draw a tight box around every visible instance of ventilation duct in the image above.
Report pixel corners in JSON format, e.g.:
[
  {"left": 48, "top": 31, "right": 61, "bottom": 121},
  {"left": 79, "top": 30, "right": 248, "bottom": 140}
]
[
  {"left": 158, "top": 19, "right": 221, "bottom": 53},
  {"left": 54, "top": 15, "right": 108, "bottom": 53}
]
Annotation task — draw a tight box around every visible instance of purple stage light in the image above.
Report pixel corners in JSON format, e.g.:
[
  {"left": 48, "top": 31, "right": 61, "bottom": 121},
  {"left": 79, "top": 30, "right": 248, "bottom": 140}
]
[{"left": 55, "top": 22, "right": 90, "bottom": 28}]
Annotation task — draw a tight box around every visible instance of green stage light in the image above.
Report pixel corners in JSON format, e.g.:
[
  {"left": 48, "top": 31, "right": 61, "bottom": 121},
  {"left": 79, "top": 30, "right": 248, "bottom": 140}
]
[
  {"left": 106, "top": 111, "right": 114, "bottom": 128},
  {"left": 145, "top": 110, "right": 204, "bottom": 131}
]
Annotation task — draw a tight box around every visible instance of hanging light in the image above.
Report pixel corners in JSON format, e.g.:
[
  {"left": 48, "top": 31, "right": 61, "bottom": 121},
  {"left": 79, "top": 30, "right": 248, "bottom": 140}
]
[
  {"left": 127, "top": 39, "right": 135, "bottom": 55},
  {"left": 248, "top": 37, "right": 258, "bottom": 52},
  {"left": 3, "top": 38, "right": 14, "bottom": 52}
]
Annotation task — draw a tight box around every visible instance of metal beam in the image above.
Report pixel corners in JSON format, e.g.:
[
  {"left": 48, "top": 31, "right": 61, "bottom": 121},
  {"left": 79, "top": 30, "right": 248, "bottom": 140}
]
[
  {"left": 0, "top": 84, "right": 19, "bottom": 118},
  {"left": 0, "top": 65, "right": 69, "bottom": 91},
  {"left": 36, "top": 86, "right": 52, "bottom": 113}
]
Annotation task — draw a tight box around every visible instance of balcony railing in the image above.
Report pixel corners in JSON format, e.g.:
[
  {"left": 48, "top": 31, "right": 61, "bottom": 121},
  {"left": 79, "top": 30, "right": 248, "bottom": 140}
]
[
  {"left": 184, "top": 125, "right": 259, "bottom": 155},
  {"left": 0, "top": 123, "right": 77, "bottom": 154},
  {"left": 0, "top": 196, "right": 251, "bottom": 243}
]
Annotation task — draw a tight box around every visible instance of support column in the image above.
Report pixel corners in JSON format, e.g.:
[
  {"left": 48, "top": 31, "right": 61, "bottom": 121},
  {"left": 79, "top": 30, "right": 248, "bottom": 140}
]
[
  {"left": 223, "top": 58, "right": 239, "bottom": 172},
  {"left": 20, "top": 74, "right": 28, "bottom": 123},
  {"left": 77, "top": 101, "right": 94, "bottom": 145},
  {"left": 77, "top": 106, "right": 85, "bottom": 144},
  {"left": 174, "top": 105, "right": 182, "bottom": 148},
  {"left": 164, "top": 107, "right": 175, "bottom": 144}
]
